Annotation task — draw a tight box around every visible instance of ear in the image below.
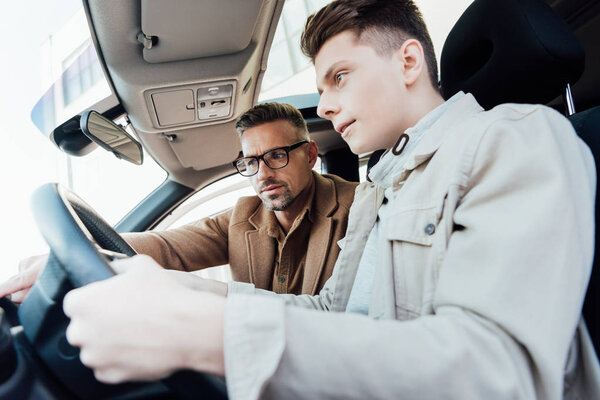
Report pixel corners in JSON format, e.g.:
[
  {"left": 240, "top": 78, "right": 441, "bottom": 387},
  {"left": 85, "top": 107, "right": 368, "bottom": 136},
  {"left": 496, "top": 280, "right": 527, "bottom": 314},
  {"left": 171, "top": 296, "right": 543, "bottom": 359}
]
[
  {"left": 307, "top": 140, "right": 319, "bottom": 168},
  {"left": 396, "top": 39, "right": 425, "bottom": 87}
]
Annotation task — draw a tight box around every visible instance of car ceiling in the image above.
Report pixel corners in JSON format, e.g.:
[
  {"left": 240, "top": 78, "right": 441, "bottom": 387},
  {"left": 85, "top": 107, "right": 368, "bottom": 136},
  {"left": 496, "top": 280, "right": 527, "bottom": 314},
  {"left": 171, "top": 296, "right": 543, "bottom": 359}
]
[
  {"left": 84, "top": 0, "right": 288, "bottom": 188},
  {"left": 83, "top": 0, "right": 600, "bottom": 189}
]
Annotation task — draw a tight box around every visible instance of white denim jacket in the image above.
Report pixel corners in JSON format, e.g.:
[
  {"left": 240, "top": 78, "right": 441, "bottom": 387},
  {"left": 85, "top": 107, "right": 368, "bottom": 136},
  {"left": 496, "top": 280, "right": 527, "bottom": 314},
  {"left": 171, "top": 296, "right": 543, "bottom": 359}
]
[{"left": 224, "top": 93, "right": 600, "bottom": 399}]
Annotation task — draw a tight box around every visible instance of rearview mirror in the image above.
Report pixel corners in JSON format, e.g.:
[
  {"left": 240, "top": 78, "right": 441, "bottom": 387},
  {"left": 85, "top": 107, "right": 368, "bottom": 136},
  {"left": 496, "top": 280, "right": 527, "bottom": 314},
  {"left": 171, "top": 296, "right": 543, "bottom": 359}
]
[{"left": 80, "top": 111, "right": 143, "bottom": 165}]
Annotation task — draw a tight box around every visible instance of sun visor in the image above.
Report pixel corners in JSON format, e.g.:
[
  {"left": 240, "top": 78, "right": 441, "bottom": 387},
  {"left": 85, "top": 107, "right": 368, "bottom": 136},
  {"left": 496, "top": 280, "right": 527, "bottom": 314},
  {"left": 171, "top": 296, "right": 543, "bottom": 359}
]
[
  {"left": 165, "top": 122, "right": 241, "bottom": 170},
  {"left": 140, "top": 0, "right": 264, "bottom": 63}
]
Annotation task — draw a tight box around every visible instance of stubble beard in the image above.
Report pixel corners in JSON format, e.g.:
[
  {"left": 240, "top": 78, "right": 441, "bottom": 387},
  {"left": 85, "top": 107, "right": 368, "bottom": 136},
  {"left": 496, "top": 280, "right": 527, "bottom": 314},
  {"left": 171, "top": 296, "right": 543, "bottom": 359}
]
[{"left": 261, "top": 187, "right": 296, "bottom": 211}]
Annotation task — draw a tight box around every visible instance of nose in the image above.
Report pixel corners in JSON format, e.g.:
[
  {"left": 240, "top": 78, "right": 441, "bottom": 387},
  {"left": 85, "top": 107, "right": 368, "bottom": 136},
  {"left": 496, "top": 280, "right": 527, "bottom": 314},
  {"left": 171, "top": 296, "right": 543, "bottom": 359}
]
[{"left": 317, "top": 92, "right": 339, "bottom": 120}]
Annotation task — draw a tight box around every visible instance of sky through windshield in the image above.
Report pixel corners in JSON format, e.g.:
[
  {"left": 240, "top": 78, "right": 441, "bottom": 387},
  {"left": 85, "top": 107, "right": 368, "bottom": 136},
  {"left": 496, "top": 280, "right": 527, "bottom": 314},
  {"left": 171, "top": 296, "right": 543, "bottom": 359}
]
[{"left": 0, "top": 1, "right": 82, "bottom": 281}]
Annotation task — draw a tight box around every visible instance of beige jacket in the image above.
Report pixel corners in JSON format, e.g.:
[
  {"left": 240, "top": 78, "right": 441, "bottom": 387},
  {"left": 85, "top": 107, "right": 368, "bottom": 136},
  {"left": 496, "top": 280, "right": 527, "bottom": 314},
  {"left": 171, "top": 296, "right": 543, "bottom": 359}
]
[
  {"left": 224, "top": 93, "right": 600, "bottom": 399},
  {"left": 123, "top": 171, "right": 357, "bottom": 294}
]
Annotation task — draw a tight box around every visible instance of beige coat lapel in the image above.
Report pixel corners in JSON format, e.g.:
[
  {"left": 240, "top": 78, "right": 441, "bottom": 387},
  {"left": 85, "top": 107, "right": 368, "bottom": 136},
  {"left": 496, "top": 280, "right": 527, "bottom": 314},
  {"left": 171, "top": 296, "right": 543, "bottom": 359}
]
[
  {"left": 302, "top": 217, "right": 333, "bottom": 294},
  {"left": 301, "top": 173, "right": 338, "bottom": 294},
  {"left": 246, "top": 206, "right": 277, "bottom": 289}
]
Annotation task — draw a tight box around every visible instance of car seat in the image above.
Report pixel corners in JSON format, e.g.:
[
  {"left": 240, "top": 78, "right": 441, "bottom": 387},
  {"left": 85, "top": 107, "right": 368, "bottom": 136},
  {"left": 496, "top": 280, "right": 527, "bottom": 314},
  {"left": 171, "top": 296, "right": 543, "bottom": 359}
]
[{"left": 440, "top": 0, "right": 599, "bottom": 357}]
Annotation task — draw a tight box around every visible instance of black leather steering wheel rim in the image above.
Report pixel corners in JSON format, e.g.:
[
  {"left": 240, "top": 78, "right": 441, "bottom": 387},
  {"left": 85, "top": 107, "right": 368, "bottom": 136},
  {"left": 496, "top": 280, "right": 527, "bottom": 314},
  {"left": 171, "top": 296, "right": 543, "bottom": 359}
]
[
  {"left": 19, "top": 183, "right": 228, "bottom": 399},
  {"left": 31, "top": 183, "right": 136, "bottom": 287}
]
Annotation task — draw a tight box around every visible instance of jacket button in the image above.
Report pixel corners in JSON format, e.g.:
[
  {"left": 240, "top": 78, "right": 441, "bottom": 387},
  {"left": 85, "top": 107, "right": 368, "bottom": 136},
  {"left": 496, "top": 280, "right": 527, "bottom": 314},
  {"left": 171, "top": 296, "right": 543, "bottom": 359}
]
[
  {"left": 424, "top": 223, "right": 435, "bottom": 235},
  {"left": 278, "top": 276, "right": 286, "bottom": 283}
]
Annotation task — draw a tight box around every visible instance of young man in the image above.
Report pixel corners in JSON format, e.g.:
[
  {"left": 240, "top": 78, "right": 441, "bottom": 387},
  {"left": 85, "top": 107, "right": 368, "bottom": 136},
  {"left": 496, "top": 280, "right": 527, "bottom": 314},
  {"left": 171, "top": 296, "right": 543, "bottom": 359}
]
[
  {"left": 59, "top": 0, "right": 600, "bottom": 398},
  {"left": 0, "top": 102, "right": 357, "bottom": 300}
]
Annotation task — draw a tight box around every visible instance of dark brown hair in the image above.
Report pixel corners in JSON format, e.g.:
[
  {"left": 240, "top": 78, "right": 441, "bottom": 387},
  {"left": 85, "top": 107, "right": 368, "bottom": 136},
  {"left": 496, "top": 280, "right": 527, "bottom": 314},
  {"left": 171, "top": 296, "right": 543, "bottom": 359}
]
[
  {"left": 301, "top": 0, "right": 439, "bottom": 89},
  {"left": 235, "top": 102, "right": 309, "bottom": 139}
]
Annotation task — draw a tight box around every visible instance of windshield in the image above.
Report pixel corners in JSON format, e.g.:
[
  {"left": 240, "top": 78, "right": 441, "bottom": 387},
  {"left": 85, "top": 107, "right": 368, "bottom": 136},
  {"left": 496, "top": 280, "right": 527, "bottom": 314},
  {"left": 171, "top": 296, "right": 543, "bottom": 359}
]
[
  {"left": 259, "top": 0, "right": 473, "bottom": 101},
  {"left": 0, "top": 2, "right": 165, "bottom": 282}
]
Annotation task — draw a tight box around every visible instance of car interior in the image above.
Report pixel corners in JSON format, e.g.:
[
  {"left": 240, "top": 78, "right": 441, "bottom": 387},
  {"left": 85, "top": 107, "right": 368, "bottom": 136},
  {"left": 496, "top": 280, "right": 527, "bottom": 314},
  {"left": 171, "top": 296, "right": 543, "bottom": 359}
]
[{"left": 0, "top": 0, "right": 599, "bottom": 398}]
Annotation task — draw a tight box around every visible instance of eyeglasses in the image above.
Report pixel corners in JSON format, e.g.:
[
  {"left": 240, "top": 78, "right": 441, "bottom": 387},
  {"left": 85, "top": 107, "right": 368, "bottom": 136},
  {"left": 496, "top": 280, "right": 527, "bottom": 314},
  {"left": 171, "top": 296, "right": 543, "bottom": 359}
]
[{"left": 232, "top": 140, "right": 308, "bottom": 177}]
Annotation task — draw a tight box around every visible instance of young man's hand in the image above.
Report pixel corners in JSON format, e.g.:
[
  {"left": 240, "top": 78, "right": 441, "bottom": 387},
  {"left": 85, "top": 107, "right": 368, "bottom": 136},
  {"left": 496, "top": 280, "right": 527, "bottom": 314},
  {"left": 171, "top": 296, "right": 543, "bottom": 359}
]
[
  {"left": 63, "top": 255, "right": 226, "bottom": 384},
  {"left": 0, "top": 254, "right": 48, "bottom": 303}
]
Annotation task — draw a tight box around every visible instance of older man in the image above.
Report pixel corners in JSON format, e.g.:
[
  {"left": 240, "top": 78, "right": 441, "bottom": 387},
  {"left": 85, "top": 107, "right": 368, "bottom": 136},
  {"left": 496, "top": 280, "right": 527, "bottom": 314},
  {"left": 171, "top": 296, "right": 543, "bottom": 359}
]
[{"left": 123, "top": 102, "right": 356, "bottom": 295}]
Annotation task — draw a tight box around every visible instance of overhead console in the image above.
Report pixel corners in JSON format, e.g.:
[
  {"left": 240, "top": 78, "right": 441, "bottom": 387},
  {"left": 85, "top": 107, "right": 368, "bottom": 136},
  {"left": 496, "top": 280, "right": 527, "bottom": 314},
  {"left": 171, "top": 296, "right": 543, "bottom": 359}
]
[
  {"left": 82, "top": 0, "right": 285, "bottom": 182},
  {"left": 131, "top": 0, "right": 266, "bottom": 131},
  {"left": 145, "top": 80, "right": 236, "bottom": 128}
]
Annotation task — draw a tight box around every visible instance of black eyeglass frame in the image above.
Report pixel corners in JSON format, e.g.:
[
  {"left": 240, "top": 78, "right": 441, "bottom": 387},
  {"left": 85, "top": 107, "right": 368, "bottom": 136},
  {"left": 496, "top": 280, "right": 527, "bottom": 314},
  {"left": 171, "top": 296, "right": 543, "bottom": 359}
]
[{"left": 232, "top": 140, "right": 309, "bottom": 177}]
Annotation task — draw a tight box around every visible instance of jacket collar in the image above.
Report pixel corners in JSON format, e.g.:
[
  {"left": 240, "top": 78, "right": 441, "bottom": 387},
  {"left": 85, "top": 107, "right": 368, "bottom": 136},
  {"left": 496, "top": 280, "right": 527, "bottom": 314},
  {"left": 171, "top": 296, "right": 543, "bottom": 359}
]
[
  {"left": 310, "top": 171, "right": 338, "bottom": 217},
  {"left": 403, "top": 92, "right": 483, "bottom": 172}
]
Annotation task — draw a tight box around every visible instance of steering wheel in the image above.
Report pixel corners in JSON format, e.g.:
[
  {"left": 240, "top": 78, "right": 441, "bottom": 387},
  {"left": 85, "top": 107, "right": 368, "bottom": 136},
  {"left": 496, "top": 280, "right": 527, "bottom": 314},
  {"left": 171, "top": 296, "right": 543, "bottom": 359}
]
[{"left": 17, "top": 183, "right": 227, "bottom": 399}]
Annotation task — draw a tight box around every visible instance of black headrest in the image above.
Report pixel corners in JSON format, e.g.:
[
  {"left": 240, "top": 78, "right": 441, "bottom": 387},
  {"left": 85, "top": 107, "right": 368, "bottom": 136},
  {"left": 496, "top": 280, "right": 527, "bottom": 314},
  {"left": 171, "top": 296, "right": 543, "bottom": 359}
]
[{"left": 440, "top": 0, "right": 585, "bottom": 110}]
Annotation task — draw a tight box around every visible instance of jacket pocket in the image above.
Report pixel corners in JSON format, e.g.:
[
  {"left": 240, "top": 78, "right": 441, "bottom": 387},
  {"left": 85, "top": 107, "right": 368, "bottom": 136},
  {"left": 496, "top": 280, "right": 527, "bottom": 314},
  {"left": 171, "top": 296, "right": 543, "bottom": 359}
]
[
  {"left": 384, "top": 207, "right": 437, "bottom": 245},
  {"left": 383, "top": 206, "right": 440, "bottom": 318}
]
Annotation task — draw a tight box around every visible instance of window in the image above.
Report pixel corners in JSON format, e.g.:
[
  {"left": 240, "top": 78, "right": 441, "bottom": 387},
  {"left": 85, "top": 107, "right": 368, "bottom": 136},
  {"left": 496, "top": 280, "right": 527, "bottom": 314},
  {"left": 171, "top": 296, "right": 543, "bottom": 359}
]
[
  {"left": 61, "top": 40, "right": 104, "bottom": 106},
  {"left": 152, "top": 173, "right": 253, "bottom": 282},
  {"left": 259, "top": 0, "right": 330, "bottom": 100},
  {"left": 259, "top": 0, "right": 474, "bottom": 101},
  {"left": 157, "top": 174, "right": 254, "bottom": 231}
]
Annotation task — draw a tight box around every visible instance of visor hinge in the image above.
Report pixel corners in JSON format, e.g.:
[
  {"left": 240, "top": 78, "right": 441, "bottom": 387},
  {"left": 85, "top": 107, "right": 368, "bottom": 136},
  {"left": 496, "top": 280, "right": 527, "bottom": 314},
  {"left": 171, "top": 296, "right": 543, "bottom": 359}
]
[{"left": 137, "top": 32, "right": 158, "bottom": 50}]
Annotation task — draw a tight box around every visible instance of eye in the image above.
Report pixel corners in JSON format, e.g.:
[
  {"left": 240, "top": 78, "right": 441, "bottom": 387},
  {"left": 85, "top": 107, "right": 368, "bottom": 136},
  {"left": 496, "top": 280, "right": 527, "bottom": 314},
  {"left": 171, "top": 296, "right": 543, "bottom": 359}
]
[
  {"left": 245, "top": 158, "right": 258, "bottom": 167},
  {"left": 268, "top": 150, "right": 287, "bottom": 160},
  {"left": 335, "top": 71, "right": 347, "bottom": 87}
]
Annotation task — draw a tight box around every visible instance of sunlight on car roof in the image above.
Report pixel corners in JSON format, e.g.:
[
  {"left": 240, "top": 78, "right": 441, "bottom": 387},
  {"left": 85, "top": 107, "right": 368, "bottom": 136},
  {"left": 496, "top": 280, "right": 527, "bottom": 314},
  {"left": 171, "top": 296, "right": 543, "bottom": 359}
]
[{"left": 259, "top": 0, "right": 474, "bottom": 101}]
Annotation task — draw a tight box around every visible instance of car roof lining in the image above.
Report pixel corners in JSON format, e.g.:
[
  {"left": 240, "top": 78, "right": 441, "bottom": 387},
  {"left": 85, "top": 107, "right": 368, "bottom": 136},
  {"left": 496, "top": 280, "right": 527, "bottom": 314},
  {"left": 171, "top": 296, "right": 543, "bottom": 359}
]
[
  {"left": 84, "top": 0, "right": 286, "bottom": 188},
  {"left": 83, "top": 0, "right": 600, "bottom": 190}
]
